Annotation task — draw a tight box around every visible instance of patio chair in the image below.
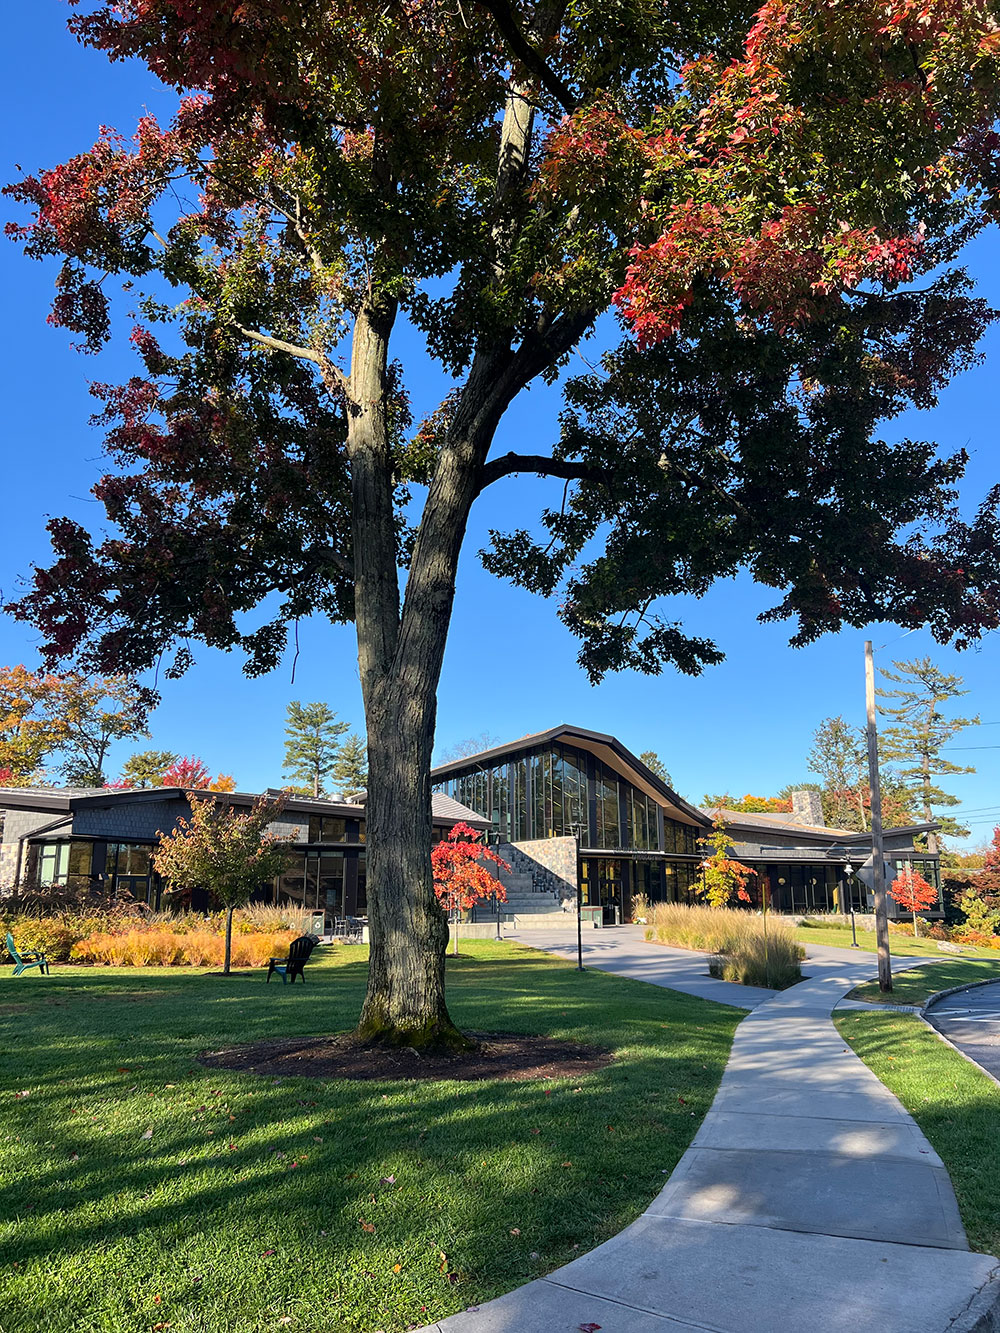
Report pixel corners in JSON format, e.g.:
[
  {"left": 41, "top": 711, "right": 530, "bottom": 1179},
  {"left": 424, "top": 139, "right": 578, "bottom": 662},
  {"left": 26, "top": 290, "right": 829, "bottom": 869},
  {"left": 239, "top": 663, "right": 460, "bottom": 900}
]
[
  {"left": 6, "top": 932, "right": 50, "bottom": 977},
  {"left": 266, "top": 933, "right": 319, "bottom": 984},
  {"left": 344, "top": 917, "right": 364, "bottom": 944}
]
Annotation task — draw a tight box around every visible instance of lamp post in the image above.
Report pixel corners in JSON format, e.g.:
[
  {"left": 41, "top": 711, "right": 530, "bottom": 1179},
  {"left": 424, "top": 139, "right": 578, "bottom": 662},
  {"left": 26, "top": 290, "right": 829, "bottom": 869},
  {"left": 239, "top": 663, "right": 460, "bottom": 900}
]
[
  {"left": 570, "top": 821, "right": 585, "bottom": 971},
  {"left": 843, "top": 862, "right": 859, "bottom": 947}
]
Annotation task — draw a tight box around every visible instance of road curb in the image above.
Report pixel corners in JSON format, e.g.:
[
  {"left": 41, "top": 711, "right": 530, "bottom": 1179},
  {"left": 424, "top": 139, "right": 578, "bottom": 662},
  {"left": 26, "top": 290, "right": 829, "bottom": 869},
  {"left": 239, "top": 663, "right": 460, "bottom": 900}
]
[
  {"left": 946, "top": 1264, "right": 1000, "bottom": 1332},
  {"left": 923, "top": 976, "right": 1000, "bottom": 1014},
  {"left": 918, "top": 980, "right": 1000, "bottom": 1093}
]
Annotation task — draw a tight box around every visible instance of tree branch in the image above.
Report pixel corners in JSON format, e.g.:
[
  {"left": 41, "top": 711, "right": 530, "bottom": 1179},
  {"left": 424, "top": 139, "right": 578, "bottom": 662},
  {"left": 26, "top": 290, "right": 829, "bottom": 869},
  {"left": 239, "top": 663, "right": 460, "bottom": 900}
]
[
  {"left": 232, "top": 323, "right": 350, "bottom": 397},
  {"left": 478, "top": 0, "right": 577, "bottom": 112},
  {"left": 478, "top": 451, "right": 605, "bottom": 491}
]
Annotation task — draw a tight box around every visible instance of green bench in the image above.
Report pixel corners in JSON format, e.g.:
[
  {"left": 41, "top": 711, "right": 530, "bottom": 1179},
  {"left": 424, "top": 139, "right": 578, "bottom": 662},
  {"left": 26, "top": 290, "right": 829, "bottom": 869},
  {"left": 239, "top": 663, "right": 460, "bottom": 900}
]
[{"left": 6, "top": 932, "right": 50, "bottom": 977}]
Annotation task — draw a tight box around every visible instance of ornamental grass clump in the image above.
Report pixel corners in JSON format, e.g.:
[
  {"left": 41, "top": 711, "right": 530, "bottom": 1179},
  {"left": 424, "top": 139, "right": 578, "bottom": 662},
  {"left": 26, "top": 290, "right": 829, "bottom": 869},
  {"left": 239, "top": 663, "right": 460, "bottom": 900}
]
[{"left": 645, "top": 903, "right": 803, "bottom": 990}]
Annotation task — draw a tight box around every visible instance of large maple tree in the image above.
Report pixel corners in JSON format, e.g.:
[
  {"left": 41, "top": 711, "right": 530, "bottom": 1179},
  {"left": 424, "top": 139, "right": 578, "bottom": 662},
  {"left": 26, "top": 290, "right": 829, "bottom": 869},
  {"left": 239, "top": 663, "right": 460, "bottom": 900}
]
[{"left": 7, "top": 0, "right": 1000, "bottom": 1047}]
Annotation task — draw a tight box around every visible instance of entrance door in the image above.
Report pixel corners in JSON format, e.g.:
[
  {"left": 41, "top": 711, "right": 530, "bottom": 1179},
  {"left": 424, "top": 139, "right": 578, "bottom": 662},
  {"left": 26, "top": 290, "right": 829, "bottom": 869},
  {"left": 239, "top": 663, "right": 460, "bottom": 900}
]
[{"left": 598, "top": 860, "right": 622, "bottom": 925}]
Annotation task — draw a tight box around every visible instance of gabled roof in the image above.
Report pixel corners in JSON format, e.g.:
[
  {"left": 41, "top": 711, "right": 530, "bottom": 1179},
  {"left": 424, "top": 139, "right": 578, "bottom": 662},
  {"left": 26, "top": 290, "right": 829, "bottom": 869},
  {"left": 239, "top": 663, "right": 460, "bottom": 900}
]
[
  {"left": 705, "top": 805, "right": 938, "bottom": 846},
  {"left": 431, "top": 724, "right": 710, "bottom": 827},
  {"left": 0, "top": 785, "right": 487, "bottom": 830}
]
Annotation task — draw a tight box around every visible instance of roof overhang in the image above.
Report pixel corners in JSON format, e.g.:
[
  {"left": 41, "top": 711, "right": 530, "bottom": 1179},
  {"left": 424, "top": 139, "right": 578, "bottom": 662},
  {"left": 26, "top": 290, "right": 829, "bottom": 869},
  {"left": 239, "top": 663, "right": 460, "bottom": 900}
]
[{"left": 431, "top": 724, "right": 710, "bottom": 828}]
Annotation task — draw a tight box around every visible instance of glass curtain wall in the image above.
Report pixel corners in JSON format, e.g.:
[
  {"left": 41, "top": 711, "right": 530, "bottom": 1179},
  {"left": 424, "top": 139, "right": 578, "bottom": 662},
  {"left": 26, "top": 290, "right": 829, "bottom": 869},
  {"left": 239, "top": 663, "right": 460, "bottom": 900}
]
[{"left": 437, "top": 743, "right": 699, "bottom": 852}]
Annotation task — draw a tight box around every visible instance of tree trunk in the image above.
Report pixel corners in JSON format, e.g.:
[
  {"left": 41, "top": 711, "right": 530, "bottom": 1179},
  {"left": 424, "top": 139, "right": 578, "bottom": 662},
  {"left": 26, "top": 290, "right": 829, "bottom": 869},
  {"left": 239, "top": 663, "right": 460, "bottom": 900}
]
[
  {"left": 224, "top": 904, "right": 233, "bottom": 975},
  {"left": 345, "top": 297, "right": 527, "bottom": 1047},
  {"left": 921, "top": 710, "right": 938, "bottom": 854}
]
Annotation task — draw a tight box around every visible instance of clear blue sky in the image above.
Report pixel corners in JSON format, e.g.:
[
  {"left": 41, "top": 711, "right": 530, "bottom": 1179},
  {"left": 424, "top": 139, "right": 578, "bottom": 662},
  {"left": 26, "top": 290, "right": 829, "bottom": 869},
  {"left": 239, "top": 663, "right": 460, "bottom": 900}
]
[{"left": 2, "top": 6, "right": 999, "bottom": 847}]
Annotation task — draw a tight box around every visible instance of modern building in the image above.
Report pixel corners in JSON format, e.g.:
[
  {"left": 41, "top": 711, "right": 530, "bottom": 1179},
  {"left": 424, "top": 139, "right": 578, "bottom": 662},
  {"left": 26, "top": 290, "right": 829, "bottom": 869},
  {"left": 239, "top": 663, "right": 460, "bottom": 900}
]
[
  {"left": 0, "top": 723, "right": 940, "bottom": 928},
  {"left": 0, "top": 785, "right": 487, "bottom": 925},
  {"left": 431, "top": 725, "right": 941, "bottom": 923}
]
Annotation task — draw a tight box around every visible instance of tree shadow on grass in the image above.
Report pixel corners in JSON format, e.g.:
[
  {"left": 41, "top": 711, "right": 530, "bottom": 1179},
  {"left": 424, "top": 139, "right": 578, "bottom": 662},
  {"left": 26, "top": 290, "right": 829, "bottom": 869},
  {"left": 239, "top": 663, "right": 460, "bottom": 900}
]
[{"left": 1, "top": 944, "right": 741, "bottom": 1333}]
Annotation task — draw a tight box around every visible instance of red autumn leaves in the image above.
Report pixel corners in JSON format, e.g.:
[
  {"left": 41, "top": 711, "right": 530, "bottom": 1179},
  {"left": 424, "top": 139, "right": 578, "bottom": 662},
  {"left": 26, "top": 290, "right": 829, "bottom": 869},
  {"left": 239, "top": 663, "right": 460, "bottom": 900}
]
[{"left": 431, "top": 823, "right": 509, "bottom": 915}]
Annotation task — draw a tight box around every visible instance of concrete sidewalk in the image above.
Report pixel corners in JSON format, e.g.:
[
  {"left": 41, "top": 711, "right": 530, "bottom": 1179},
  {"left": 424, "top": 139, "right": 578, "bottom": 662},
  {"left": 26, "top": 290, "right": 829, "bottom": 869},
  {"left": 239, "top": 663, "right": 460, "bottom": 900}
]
[
  {"left": 421, "top": 941, "right": 999, "bottom": 1333},
  {"left": 507, "top": 924, "right": 778, "bottom": 1008}
]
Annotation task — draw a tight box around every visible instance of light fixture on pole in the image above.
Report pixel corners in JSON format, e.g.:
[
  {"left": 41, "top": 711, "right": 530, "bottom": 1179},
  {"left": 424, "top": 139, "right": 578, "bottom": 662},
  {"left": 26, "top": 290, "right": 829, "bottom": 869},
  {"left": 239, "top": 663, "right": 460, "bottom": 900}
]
[{"left": 570, "top": 821, "right": 585, "bottom": 971}]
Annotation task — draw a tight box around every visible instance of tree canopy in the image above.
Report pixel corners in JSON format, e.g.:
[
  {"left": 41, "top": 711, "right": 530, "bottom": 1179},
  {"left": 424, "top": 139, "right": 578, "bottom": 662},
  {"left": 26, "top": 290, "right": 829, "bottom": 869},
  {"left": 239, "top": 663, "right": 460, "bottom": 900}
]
[
  {"left": 0, "top": 667, "right": 150, "bottom": 787},
  {"left": 8, "top": 1, "right": 1000, "bottom": 682}
]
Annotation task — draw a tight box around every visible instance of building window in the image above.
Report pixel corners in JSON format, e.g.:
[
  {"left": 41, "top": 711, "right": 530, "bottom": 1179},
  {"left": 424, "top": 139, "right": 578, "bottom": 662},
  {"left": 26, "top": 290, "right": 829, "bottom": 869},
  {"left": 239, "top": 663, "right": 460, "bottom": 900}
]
[
  {"left": 308, "top": 815, "right": 348, "bottom": 843},
  {"left": 36, "top": 840, "right": 94, "bottom": 889}
]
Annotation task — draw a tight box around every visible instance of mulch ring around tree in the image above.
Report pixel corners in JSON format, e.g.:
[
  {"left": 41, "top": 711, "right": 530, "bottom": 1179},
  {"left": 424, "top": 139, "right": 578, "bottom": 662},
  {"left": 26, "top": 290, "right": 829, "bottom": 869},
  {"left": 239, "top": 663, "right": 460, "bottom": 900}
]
[{"left": 199, "top": 1031, "right": 614, "bottom": 1082}]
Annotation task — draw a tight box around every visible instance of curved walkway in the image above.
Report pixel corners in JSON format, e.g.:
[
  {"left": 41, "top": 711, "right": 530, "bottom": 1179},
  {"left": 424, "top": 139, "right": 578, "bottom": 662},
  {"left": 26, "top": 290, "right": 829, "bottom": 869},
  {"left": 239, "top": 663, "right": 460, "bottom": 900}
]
[{"left": 422, "top": 934, "right": 999, "bottom": 1333}]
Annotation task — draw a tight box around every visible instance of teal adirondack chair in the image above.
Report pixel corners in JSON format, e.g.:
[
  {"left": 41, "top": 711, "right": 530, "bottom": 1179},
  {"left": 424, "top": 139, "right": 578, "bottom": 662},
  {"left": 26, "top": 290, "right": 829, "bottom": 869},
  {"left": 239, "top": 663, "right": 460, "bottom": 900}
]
[{"left": 6, "top": 932, "right": 50, "bottom": 976}]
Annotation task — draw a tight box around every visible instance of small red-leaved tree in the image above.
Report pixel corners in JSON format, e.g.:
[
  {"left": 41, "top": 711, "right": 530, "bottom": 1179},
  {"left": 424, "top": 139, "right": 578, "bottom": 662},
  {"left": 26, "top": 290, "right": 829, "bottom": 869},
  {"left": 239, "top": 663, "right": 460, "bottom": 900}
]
[
  {"left": 432, "top": 824, "right": 509, "bottom": 956},
  {"left": 889, "top": 869, "right": 939, "bottom": 937},
  {"left": 154, "top": 792, "right": 296, "bottom": 974},
  {"left": 163, "top": 756, "right": 236, "bottom": 793}
]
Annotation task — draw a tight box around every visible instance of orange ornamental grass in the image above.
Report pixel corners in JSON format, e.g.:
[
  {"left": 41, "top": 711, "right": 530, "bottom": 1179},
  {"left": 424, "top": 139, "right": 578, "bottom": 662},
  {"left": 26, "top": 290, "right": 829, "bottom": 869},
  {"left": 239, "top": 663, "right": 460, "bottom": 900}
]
[{"left": 71, "top": 927, "right": 296, "bottom": 967}]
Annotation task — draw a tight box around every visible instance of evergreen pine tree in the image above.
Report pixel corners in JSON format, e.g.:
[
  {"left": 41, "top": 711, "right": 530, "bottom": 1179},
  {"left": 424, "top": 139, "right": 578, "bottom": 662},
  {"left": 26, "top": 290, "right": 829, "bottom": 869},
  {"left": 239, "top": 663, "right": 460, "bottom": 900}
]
[
  {"left": 120, "top": 749, "right": 179, "bottom": 788},
  {"left": 332, "top": 733, "right": 368, "bottom": 799},
  {"left": 282, "top": 702, "right": 349, "bottom": 798},
  {"left": 807, "top": 717, "right": 869, "bottom": 830},
  {"left": 878, "top": 658, "right": 979, "bottom": 853}
]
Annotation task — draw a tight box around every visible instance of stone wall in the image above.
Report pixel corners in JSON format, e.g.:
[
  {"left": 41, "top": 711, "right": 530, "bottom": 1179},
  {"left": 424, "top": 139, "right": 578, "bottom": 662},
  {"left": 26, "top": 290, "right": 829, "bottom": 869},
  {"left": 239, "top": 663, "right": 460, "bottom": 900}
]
[{"left": 508, "top": 836, "right": 577, "bottom": 903}]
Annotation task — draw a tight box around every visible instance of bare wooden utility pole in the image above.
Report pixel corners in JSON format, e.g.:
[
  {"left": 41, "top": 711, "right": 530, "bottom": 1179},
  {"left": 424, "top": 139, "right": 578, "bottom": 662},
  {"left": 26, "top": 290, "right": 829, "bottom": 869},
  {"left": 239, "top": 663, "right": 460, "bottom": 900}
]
[{"left": 865, "top": 639, "right": 893, "bottom": 993}]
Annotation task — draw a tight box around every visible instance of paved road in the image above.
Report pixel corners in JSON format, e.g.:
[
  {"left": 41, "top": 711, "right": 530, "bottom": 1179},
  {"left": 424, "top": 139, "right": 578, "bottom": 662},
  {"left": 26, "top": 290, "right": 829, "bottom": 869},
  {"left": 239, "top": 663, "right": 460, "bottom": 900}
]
[
  {"left": 418, "top": 931, "right": 997, "bottom": 1333},
  {"left": 928, "top": 981, "right": 1000, "bottom": 1082}
]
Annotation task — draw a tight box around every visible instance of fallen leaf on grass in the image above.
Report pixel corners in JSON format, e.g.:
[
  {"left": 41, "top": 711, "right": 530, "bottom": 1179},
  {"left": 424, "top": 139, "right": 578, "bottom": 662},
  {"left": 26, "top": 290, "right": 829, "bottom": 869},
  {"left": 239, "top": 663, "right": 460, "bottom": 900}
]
[
  {"left": 393, "top": 1264, "right": 402, "bottom": 1273},
  {"left": 380, "top": 1174, "right": 396, "bottom": 1184},
  {"left": 261, "top": 1249, "right": 276, "bottom": 1257},
  {"left": 509, "top": 1228, "right": 520, "bottom": 1235},
  {"left": 141, "top": 1127, "right": 154, "bottom": 1140},
  {"left": 360, "top": 1220, "right": 375, "bottom": 1233},
  {"left": 561, "top": 1162, "right": 573, "bottom": 1168}
]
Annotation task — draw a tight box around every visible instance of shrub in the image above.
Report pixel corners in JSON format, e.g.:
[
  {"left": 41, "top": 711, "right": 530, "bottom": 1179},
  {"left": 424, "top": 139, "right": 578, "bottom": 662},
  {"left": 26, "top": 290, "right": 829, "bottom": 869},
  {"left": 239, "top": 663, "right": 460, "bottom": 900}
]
[
  {"left": 708, "top": 941, "right": 802, "bottom": 990},
  {"left": 644, "top": 903, "right": 803, "bottom": 989},
  {"left": 952, "top": 927, "right": 1000, "bottom": 950}
]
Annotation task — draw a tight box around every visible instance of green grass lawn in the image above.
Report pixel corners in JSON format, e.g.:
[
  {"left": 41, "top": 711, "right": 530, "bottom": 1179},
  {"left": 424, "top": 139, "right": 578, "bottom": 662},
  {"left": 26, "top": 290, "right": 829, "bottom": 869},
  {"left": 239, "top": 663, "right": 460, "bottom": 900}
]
[
  {"left": 0, "top": 940, "right": 740, "bottom": 1333},
  {"left": 835, "top": 1009, "right": 1000, "bottom": 1256},
  {"left": 795, "top": 921, "right": 1000, "bottom": 960},
  {"left": 848, "top": 958, "right": 1000, "bottom": 1007}
]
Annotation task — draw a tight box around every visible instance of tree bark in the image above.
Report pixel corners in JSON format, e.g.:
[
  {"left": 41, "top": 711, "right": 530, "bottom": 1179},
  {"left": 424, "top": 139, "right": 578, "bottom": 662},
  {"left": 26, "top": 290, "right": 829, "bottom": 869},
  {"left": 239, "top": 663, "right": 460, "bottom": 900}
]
[
  {"left": 345, "top": 28, "right": 589, "bottom": 1048},
  {"left": 921, "top": 704, "right": 938, "bottom": 855},
  {"left": 347, "top": 310, "right": 533, "bottom": 1047},
  {"left": 224, "top": 904, "right": 234, "bottom": 975}
]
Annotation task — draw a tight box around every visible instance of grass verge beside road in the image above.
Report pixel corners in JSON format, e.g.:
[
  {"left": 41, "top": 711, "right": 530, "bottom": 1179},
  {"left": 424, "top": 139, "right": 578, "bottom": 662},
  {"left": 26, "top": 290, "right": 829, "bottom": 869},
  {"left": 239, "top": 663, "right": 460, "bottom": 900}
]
[
  {"left": 835, "top": 1009, "right": 1000, "bottom": 1256},
  {"left": 848, "top": 959, "right": 1000, "bottom": 1007},
  {"left": 0, "top": 940, "right": 740, "bottom": 1333},
  {"left": 795, "top": 921, "right": 1000, "bottom": 960}
]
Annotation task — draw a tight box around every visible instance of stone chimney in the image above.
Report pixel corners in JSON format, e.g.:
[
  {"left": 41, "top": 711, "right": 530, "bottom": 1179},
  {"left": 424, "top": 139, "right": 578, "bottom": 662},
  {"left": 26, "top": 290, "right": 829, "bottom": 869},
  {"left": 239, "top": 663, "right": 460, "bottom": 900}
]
[{"left": 790, "top": 790, "right": 825, "bottom": 827}]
